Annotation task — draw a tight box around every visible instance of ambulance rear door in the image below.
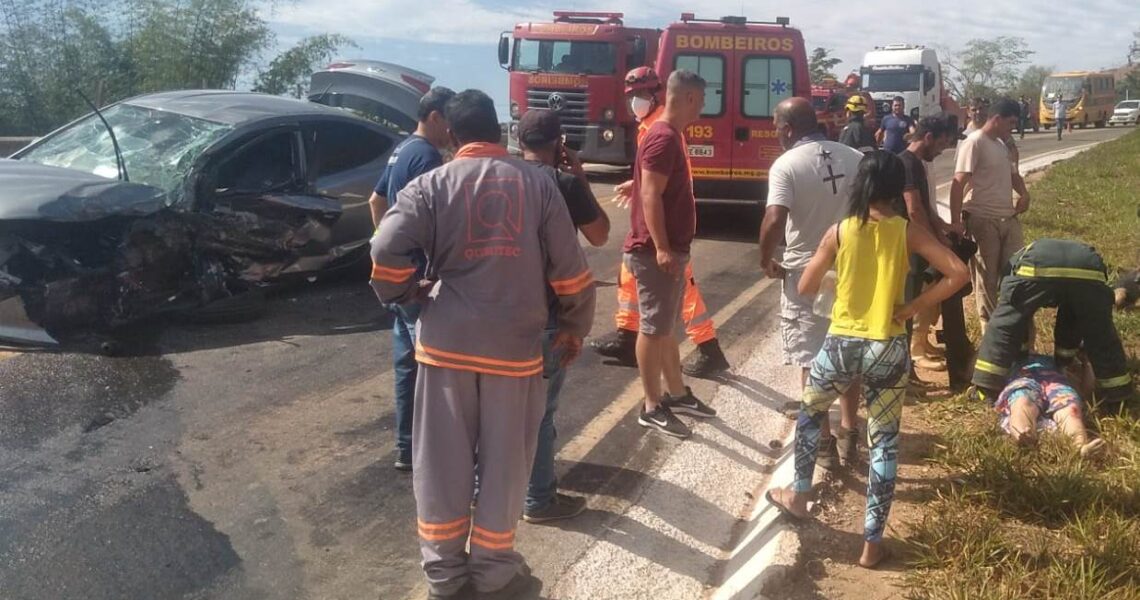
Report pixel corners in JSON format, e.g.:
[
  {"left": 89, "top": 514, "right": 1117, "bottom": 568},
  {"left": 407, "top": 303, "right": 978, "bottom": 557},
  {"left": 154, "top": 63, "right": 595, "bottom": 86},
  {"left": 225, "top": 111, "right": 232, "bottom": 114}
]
[
  {"left": 732, "top": 45, "right": 796, "bottom": 200},
  {"left": 671, "top": 48, "right": 734, "bottom": 197}
]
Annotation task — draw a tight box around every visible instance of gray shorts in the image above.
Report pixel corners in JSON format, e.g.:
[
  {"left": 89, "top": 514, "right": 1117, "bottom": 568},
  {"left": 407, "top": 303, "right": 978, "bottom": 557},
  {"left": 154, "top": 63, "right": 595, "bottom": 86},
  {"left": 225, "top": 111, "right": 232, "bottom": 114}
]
[
  {"left": 780, "top": 269, "right": 829, "bottom": 367},
  {"left": 624, "top": 250, "right": 690, "bottom": 337}
]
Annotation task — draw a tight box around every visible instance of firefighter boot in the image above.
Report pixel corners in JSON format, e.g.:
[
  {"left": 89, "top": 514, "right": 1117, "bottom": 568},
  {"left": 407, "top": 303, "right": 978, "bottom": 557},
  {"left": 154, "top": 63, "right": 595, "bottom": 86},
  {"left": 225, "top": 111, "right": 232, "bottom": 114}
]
[
  {"left": 682, "top": 338, "right": 731, "bottom": 378},
  {"left": 589, "top": 329, "right": 637, "bottom": 366}
]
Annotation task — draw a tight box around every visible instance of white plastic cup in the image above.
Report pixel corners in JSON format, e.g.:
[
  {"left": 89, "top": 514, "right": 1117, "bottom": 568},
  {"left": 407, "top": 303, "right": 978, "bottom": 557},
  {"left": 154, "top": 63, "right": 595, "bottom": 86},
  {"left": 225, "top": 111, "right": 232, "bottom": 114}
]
[{"left": 812, "top": 270, "right": 838, "bottom": 319}]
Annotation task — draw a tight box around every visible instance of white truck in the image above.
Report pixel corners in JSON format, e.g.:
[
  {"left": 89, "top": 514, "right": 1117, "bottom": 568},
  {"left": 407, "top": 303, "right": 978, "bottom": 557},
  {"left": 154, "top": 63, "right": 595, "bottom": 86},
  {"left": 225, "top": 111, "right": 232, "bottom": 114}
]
[{"left": 860, "top": 44, "right": 963, "bottom": 122}]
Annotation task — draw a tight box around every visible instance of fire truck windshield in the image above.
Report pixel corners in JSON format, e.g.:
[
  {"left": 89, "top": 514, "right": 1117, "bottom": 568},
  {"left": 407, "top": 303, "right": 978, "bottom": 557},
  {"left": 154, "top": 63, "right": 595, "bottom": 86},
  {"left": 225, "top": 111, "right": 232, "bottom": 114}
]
[
  {"left": 862, "top": 71, "right": 921, "bottom": 92},
  {"left": 513, "top": 39, "right": 617, "bottom": 75}
]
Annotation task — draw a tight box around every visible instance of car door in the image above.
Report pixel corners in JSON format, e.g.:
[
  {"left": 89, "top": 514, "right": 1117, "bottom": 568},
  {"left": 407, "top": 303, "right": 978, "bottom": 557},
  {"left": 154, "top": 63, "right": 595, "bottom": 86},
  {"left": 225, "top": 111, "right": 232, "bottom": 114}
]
[
  {"left": 303, "top": 119, "right": 396, "bottom": 248},
  {"left": 205, "top": 127, "right": 306, "bottom": 204}
]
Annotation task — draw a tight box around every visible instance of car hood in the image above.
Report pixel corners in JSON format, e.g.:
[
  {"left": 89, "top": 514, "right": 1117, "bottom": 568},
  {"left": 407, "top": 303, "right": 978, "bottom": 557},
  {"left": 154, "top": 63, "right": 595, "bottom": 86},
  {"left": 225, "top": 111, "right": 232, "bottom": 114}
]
[
  {"left": 308, "top": 60, "right": 435, "bottom": 133},
  {"left": 0, "top": 159, "right": 168, "bottom": 222}
]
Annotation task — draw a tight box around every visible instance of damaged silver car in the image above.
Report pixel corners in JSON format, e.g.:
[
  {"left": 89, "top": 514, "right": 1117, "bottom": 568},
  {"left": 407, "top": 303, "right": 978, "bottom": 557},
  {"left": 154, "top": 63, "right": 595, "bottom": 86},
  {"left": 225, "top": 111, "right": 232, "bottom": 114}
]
[{"left": 1, "top": 67, "right": 431, "bottom": 347}]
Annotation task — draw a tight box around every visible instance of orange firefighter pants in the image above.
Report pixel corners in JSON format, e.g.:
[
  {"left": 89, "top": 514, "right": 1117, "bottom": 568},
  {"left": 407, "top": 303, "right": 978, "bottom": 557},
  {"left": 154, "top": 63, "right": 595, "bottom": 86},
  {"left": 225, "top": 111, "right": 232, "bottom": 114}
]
[{"left": 615, "top": 261, "right": 717, "bottom": 345}]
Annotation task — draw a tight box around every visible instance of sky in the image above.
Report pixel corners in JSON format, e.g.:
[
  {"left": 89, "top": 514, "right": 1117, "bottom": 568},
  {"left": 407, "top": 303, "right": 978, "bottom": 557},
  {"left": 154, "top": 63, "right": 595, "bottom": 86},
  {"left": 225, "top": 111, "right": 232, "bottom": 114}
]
[{"left": 259, "top": 0, "right": 1138, "bottom": 118}]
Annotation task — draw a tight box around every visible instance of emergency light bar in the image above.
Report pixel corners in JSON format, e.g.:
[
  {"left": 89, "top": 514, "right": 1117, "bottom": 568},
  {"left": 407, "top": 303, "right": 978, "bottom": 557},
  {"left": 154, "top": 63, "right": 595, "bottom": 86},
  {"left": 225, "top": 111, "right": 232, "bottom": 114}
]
[
  {"left": 553, "top": 11, "right": 623, "bottom": 24},
  {"left": 679, "top": 13, "right": 791, "bottom": 27}
]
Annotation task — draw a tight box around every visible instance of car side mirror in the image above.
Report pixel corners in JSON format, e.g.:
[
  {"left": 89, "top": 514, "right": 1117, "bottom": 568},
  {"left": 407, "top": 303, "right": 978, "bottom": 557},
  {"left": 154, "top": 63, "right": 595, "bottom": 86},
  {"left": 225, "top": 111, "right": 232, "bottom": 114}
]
[{"left": 498, "top": 34, "right": 510, "bottom": 69}]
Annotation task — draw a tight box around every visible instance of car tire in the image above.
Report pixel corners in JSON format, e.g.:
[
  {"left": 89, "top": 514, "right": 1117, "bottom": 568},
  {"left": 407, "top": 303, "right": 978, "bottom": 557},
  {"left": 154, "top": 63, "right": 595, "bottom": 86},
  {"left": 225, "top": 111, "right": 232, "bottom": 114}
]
[{"left": 181, "top": 288, "right": 268, "bottom": 325}]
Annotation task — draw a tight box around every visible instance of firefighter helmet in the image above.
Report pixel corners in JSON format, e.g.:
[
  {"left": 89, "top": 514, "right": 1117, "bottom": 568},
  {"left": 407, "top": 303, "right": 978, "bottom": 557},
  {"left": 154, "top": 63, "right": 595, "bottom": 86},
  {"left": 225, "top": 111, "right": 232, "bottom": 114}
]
[
  {"left": 624, "top": 66, "right": 661, "bottom": 95},
  {"left": 845, "top": 94, "right": 868, "bottom": 113}
]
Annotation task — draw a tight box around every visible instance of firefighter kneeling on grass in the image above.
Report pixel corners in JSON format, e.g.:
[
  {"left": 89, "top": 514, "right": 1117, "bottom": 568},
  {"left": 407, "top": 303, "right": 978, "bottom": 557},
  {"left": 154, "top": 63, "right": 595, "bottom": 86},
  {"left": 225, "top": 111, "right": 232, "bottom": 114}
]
[
  {"left": 971, "top": 238, "right": 1135, "bottom": 413},
  {"left": 370, "top": 90, "right": 595, "bottom": 600},
  {"left": 589, "top": 66, "right": 731, "bottom": 378}
]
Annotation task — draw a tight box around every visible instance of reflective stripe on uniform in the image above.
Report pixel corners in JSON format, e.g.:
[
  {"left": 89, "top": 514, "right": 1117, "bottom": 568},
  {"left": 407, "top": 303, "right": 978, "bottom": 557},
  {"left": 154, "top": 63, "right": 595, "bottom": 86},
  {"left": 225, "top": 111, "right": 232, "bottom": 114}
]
[
  {"left": 415, "top": 342, "right": 543, "bottom": 378},
  {"left": 975, "top": 359, "right": 1008, "bottom": 376},
  {"left": 371, "top": 263, "right": 417, "bottom": 284},
  {"left": 1097, "top": 374, "right": 1132, "bottom": 388},
  {"left": 1013, "top": 265, "right": 1106, "bottom": 283},
  {"left": 418, "top": 517, "right": 470, "bottom": 542},
  {"left": 470, "top": 526, "right": 515, "bottom": 550},
  {"left": 550, "top": 270, "right": 595, "bottom": 295},
  {"left": 686, "top": 311, "right": 711, "bottom": 326}
]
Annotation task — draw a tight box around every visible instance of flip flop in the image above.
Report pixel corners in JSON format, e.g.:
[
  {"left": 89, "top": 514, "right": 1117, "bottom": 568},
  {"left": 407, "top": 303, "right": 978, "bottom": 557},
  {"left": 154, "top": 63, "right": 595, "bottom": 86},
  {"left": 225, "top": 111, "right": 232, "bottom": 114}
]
[
  {"left": 765, "top": 489, "right": 806, "bottom": 522},
  {"left": 858, "top": 546, "right": 892, "bottom": 570}
]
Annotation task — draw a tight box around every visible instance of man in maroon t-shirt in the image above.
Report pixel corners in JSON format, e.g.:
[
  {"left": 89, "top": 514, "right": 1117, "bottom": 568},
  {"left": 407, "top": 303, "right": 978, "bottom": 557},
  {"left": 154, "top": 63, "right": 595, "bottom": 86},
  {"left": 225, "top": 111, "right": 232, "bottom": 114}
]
[{"left": 624, "top": 70, "right": 717, "bottom": 439}]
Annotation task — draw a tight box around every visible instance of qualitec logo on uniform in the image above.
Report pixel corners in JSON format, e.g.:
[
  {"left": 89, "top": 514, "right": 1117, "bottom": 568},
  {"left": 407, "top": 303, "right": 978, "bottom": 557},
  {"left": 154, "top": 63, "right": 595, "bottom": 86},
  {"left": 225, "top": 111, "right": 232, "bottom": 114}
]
[{"left": 464, "top": 177, "right": 525, "bottom": 260}]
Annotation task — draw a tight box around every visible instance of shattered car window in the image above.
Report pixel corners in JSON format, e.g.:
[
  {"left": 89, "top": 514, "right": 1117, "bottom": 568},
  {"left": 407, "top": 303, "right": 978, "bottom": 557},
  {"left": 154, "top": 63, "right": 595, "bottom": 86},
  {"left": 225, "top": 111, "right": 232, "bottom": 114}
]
[
  {"left": 19, "top": 104, "right": 231, "bottom": 205},
  {"left": 214, "top": 130, "right": 299, "bottom": 195}
]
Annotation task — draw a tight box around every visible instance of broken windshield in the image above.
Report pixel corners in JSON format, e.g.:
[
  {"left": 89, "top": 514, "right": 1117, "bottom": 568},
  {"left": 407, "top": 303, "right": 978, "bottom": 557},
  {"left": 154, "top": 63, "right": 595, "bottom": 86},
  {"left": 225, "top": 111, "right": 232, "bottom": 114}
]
[{"left": 18, "top": 104, "right": 231, "bottom": 205}]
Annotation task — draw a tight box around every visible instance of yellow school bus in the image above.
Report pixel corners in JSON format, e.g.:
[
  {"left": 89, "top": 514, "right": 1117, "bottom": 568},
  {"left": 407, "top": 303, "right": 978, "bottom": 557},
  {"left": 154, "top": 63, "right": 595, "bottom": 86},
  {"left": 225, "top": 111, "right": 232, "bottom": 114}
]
[{"left": 1039, "top": 71, "right": 1116, "bottom": 129}]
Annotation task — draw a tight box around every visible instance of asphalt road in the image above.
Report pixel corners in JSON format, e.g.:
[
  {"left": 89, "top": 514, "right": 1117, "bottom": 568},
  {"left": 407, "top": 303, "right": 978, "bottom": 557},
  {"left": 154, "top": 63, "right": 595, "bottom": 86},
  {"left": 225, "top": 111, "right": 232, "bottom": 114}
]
[{"left": 0, "top": 126, "right": 1130, "bottom": 600}]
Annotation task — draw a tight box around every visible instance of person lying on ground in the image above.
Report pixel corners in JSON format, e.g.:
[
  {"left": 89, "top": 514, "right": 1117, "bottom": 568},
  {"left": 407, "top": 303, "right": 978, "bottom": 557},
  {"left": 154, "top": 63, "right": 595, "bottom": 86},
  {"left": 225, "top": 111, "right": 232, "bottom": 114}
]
[{"left": 995, "top": 354, "right": 1105, "bottom": 457}]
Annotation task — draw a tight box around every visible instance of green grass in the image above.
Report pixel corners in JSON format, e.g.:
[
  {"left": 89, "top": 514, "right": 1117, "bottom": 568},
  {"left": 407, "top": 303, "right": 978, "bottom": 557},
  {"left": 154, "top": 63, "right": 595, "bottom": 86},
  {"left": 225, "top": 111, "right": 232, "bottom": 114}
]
[
  {"left": 903, "top": 130, "right": 1140, "bottom": 600},
  {"left": 904, "top": 399, "right": 1140, "bottom": 600}
]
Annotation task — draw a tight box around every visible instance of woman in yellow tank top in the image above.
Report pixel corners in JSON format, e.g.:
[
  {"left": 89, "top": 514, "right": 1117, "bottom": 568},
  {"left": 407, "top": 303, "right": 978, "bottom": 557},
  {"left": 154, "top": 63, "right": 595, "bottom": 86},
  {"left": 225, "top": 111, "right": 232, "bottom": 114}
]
[{"left": 766, "top": 151, "right": 969, "bottom": 569}]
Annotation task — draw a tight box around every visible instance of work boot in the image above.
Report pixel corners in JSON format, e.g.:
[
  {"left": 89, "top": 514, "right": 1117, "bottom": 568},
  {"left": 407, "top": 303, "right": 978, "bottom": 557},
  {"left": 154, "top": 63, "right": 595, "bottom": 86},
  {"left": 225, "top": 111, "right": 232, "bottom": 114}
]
[
  {"left": 475, "top": 571, "right": 542, "bottom": 600},
  {"left": 836, "top": 428, "right": 860, "bottom": 468},
  {"left": 590, "top": 329, "right": 637, "bottom": 366},
  {"left": 816, "top": 435, "right": 841, "bottom": 471},
  {"left": 947, "top": 370, "right": 972, "bottom": 393},
  {"left": 682, "top": 339, "right": 730, "bottom": 378}
]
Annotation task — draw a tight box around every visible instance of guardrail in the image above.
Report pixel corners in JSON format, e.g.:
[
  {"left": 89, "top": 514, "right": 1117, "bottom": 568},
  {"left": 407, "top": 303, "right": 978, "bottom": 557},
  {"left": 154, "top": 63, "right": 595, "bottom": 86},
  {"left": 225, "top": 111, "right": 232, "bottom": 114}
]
[{"left": 1, "top": 137, "right": 35, "bottom": 157}]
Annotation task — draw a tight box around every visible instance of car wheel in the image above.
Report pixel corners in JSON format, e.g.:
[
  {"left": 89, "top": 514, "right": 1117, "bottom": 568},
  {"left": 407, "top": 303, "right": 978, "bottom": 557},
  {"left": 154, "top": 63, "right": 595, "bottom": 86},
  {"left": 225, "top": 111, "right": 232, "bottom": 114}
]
[{"left": 181, "top": 288, "right": 268, "bottom": 324}]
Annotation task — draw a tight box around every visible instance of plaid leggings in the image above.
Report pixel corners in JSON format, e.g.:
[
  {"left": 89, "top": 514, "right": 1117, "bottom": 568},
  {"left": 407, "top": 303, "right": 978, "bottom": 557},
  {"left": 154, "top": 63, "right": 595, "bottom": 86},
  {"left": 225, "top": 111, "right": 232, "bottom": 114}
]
[{"left": 794, "top": 334, "right": 909, "bottom": 542}]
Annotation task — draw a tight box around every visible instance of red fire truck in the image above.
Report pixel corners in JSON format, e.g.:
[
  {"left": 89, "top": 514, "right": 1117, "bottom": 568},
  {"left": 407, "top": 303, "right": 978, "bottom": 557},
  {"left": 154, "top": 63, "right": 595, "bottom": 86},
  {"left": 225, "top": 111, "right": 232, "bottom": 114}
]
[
  {"left": 499, "top": 12, "right": 658, "bottom": 165},
  {"left": 654, "top": 14, "right": 810, "bottom": 204}
]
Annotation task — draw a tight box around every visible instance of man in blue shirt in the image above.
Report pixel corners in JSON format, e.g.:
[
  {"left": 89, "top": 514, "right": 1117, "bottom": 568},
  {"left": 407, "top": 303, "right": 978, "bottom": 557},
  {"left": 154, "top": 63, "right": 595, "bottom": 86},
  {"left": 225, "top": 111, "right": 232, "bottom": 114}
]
[
  {"left": 876, "top": 95, "right": 915, "bottom": 154},
  {"left": 369, "top": 86, "right": 456, "bottom": 471}
]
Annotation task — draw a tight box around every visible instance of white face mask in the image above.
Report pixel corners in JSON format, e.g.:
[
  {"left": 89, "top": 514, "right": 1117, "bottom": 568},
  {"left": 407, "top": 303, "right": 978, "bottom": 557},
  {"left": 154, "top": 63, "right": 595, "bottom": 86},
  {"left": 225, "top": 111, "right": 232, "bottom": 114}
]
[{"left": 629, "top": 96, "right": 654, "bottom": 120}]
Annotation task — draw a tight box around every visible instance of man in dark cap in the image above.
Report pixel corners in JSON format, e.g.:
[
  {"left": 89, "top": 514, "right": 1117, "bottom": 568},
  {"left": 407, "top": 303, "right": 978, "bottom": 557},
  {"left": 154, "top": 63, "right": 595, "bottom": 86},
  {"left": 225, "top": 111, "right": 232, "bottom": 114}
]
[{"left": 516, "top": 109, "right": 609, "bottom": 523}]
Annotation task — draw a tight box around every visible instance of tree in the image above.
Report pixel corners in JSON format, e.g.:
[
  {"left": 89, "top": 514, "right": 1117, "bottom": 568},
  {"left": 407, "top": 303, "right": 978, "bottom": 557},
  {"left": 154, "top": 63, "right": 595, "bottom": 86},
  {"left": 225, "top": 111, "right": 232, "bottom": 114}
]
[
  {"left": 942, "top": 37, "right": 1034, "bottom": 102},
  {"left": 808, "top": 47, "right": 842, "bottom": 85},
  {"left": 1121, "top": 30, "right": 1140, "bottom": 100},
  {"left": 123, "top": 0, "right": 273, "bottom": 93},
  {"left": 1014, "top": 65, "right": 1054, "bottom": 102},
  {"left": 1129, "top": 29, "right": 1139, "bottom": 66},
  {"left": 253, "top": 34, "right": 358, "bottom": 98},
  {"left": 0, "top": 0, "right": 290, "bottom": 135},
  {"left": 1119, "top": 68, "right": 1140, "bottom": 100}
]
